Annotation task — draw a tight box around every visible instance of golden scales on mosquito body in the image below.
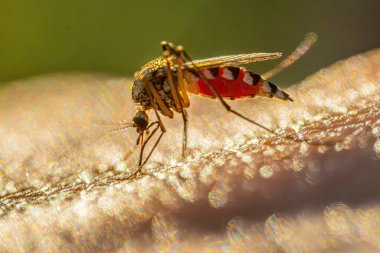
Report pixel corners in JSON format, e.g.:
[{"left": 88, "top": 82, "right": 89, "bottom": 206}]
[{"left": 113, "top": 33, "right": 318, "bottom": 173}]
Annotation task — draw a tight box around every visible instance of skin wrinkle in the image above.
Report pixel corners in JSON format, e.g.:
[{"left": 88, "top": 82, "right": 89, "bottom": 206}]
[{"left": 0, "top": 49, "right": 378, "bottom": 252}]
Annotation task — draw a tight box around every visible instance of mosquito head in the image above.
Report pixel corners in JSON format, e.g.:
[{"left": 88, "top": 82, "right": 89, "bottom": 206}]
[{"left": 132, "top": 109, "right": 149, "bottom": 133}]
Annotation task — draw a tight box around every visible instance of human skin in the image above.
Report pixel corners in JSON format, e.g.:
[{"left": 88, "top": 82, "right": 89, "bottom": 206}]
[{"left": 0, "top": 49, "right": 379, "bottom": 252}]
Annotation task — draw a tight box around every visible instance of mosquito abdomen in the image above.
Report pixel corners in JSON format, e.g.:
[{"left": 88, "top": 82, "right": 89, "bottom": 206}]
[{"left": 185, "top": 66, "right": 293, "bottom": 101}]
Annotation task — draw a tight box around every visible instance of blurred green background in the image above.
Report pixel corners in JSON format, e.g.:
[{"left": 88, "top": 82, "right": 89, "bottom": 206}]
[{"left": 0, "top": 0, "right": 379, "bottom": 86}]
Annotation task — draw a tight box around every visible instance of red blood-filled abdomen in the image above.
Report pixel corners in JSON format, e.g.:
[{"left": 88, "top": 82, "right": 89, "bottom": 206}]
[
  {"left": 185, "top": 66, "right": 292, "bottom": 101},
  {"left": 194, "top": 67, "right": 262, "bottom": 99}
]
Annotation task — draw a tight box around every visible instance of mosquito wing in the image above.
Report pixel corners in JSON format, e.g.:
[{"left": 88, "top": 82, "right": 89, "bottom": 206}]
[
  {"left": 183, "top": 52, "right": 282, "bottom": 69},
  {"left": 135, "top": 53, "right": 282, "bottom": 78}
]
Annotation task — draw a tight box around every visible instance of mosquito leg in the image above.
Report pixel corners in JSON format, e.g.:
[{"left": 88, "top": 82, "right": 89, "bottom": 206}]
[
  {"left": 138, "top": 122, "right": 160, "bottom": 167},
  {"left": 136, "top": 121, "right": 161, "bottom": 165},
  {"left": 128, "top": 123, "right": 162, "bottom": 179},
  {"left": 138, "top": 121, "right": 165, "bottom": 169},
  {"left": 140, "top": 75, "right": 174, "bottom": 118},
  {"left": 153, "top": 108, "right": 166, "bottom": 132},
  {"left": 178, "top": 50, "right": 322, "bottom": 144},
  {"left": 262, "top": 33, "right": 318, "bottom": 80},
  {"left": 144, "top": 121, "right": 161, "bottom": 144},
  {"left": 166, "top": 44, "right": 274, "bottom": 133},
  {"left": 163, "top": 43, "right": 232, "bottom": 112},
  {"left": 175, "top": 47, "right": 191, "bottom": 158},
  {"left": 162, "top": 51, "right": 182, "bottom": 112},
  {"left": 172, "top": 45, "right": 190, "bottom": 108},
  {"left": 181, "top": 108, "right": 188, "bottom": 158},
  {"left": 140, "top": 130, "right": 165, "bottom": 168},
  {"left": 161, "top": 44, "right": 192, "bottom": 158},
  {"left": 140, "top": 109, "right": 166, "bottom": 168},
  {"left": 135, "top": 109, "right": 167, "bottom": 172}
]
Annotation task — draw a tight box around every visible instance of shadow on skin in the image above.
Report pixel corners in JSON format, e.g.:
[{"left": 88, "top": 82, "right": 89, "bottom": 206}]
[{"left": 0, "top": 49, "right": 379, "bottom": 252}]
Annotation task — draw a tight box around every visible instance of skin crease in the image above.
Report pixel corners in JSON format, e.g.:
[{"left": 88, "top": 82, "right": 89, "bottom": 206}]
[{"left": 0, "top": 49, "right": 379, "bottom": 252}]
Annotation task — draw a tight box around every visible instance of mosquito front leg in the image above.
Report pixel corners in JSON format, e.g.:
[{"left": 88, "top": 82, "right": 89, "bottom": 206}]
[
  {"left": 128, "top": 121, "right": 164, "bottom": 178},
  {"left": 136, "top": 108, "right": 167, "bottom": 168},
  {"left": 161, "top": 42, "right": 191, "bottom": 158},
  {"left": 161, "top": 48, "right": 182, "bottom": 113},
  {"left": 152, "top": 108, "right": 166, "bottom": 132},
  {"left": 140, "top": 130, "right": 165, "bottom": 168},
  {"left": 128, "top": 77, "right": 170, "bottom": 173},
  {"left": 161, "top": 42, "right": 190, "bottom": 108},
  {"left": 138, "top": 121, "right": 159, "bottom": 167},
  {"left": 172, "top": 45, "right": 190, "bottom": 108}
]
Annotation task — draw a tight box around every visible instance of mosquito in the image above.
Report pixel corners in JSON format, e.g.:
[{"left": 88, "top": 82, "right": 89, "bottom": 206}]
[{"left": 114, "top": 33, "right": 318, "bottom": 171}]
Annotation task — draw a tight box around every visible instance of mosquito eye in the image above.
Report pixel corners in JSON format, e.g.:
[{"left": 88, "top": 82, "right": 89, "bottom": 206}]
[{"left": 133, "top": 111, "right": 149, "bottom": 130}]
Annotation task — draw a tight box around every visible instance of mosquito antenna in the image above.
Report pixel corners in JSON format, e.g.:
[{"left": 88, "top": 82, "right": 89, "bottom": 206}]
[
  {"left": 94, "top": 122, "right": 135, "bottom": 140},
  {"left": 95, "top": 119, "right": 134, "bottom": 127},
  {"left": 262, "top": 32, "right": 318, "bottom": 80}
]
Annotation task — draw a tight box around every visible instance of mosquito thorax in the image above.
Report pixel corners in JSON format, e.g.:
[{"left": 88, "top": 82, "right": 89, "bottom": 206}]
[
  {"left": 132, "top": 110, "right": 149, "bottom": 132},
  {"left": 132, "top": 69, "right": 178, "bottom": 114}
]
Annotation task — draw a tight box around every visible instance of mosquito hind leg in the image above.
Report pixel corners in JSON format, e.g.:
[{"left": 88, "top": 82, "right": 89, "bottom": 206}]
[
  {"left": 262, "top": 32, "right": 318, "bottom": 80},
  {"left": 177, "top": 49, "right": 321, "bottom": 144},
  {"left": 164, "top": 43, "right": 277, "bottom": 135}
]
